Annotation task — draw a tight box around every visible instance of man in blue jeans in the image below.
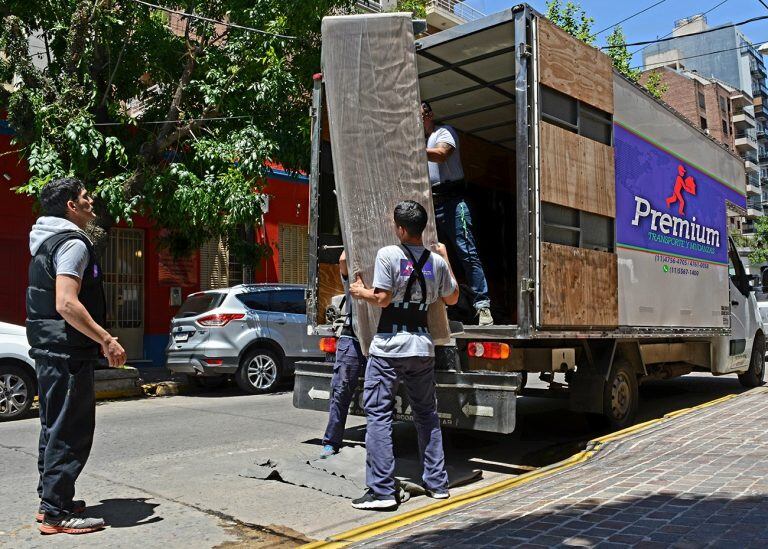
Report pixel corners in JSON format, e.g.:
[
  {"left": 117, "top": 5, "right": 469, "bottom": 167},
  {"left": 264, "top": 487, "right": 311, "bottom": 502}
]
[
  {"left": 422, "top": 100, "right": 493, "bottom": 326},
  {"left": 321, "top": 250, "right": 366, "bottom": 457},
  {"left": 349, "top": 200, "right": 459, "bottom": 510}
]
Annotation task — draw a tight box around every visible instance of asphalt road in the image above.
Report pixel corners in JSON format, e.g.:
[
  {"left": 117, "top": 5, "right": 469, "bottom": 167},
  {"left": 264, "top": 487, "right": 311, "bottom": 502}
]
[{"left": 0, "top": 372, "right": 747, "bottom": 548}]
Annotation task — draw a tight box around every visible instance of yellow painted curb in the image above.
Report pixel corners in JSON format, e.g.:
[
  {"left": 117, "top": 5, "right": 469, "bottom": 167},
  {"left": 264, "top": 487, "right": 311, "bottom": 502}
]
[
  {"left": 94, "top": 388, "right": 143, "bottom": 401},
  {"left": 304, "top": 390, "right": 749, "bottom": 548}
]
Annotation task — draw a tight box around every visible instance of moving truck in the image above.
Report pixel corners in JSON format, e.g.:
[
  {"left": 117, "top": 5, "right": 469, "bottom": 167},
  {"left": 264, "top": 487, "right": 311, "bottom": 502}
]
[{"left": 293, "top": 6, "right": 766, "bottom": 432}]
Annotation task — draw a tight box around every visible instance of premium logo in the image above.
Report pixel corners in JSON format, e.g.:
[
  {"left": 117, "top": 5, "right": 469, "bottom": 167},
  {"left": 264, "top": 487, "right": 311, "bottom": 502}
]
[{"left": 631, "top": 164, "right": 720, "bottom": 252}]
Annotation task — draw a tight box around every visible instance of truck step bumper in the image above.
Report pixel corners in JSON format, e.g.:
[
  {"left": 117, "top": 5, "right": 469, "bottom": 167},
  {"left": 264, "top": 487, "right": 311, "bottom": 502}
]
[{"left": 293, "top": 361, "right": 521, "bottom": 434}]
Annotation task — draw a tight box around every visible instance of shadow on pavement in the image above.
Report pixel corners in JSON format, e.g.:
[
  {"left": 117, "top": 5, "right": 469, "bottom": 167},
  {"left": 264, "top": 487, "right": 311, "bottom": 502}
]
[
  {"left": 376, "top": 493, "right": 768, "bottom": 547},
  {"left": 87, "top": 498, "right": 163, "bottom": 528}
]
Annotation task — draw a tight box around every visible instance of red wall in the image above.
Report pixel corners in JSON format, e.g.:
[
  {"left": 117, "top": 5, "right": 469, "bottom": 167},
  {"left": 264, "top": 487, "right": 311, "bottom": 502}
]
[{"left": 0, "top": 133, "right": 35, "bottom": 325}]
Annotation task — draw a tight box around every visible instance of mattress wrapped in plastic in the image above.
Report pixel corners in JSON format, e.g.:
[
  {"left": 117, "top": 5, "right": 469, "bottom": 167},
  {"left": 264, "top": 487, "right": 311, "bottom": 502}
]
[{"left": 321, "top": 13, "right": 450, "bottom": 354}]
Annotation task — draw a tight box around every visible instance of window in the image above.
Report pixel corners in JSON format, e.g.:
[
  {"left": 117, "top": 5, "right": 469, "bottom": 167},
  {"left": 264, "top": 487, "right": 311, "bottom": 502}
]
[
  {"left": 700, "top": 117, "right": 708, "bottom": 130},
  {"left": 698, "top": 91, "right": 706, "bottom": 110},
  {"left": 719, "top": 96, "right": 727, "bottom": 113},
  {"left": 540, "top": 85, "right": 612, "bottom": 145},
  {"left": 272, "top": 289, "right": 306, "bottom": 315},
  {"left": 236, "top": 291, "right": 271, "bottom": 312},
  {"left": 541, "top": 203, "right": 614, "bottom": 252},
  {"left": 176, "top": 292, "right": 226, "bottom": 318},
  {"left": 723, "top": 120, "right": 729, "bottom": 134}
]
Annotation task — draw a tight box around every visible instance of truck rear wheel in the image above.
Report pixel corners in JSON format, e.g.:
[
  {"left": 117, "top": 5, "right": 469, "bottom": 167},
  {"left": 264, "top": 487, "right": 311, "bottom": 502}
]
[
  {"left": 738, "top": 334, "right": 765, "bottom": 388},
  {"left": 601, "top": 361, "right": 639, "bottom": 430}
]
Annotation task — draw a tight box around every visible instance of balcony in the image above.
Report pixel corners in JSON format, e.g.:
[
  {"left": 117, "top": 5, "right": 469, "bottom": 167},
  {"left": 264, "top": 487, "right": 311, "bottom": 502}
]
[
  {"left": 426, "top": 0, "right": 485, "bottom": 30},
  {"left": 747, "top": 196, "right": 764, "bottom": 218},
  {"left": 743, "top": 151, "right": 760, "bottom": 174},
  {"left": 735, "top": 128, "right": 759, "bottom": 151},
  {"left": 356, "top": 0, "right": 396, "bottom": 12},
  {"left": 733, "top": 109, "right": 757, "bottom": 128},
  {"left": 747, "top": 173, "right": 761, "bottom": 195}
]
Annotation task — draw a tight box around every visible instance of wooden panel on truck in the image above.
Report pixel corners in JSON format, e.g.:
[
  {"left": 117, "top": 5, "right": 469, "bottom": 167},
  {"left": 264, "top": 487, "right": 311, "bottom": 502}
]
[
  {"left": 540, "top": 121, "right": 615, "bottom": 218},
  {"left": 537, "top": 17, "right": 614, "bottom": 114},
  {"left": 321, "top": 14, "right": 450, "bottom": 353},
  {"left": 316, "top": 263, "right": 345, "bottom": 325},
  {"left": 541, "top": 242, "right": 618, "bottom": 327}
]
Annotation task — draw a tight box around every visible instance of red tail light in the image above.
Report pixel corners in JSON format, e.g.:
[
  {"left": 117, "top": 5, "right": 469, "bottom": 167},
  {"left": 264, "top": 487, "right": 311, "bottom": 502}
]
[
  {"left": 203, "top": 358, "right": 223, "bottom": 365},
  {"left": 319, "top": 337, "right": 337, "bottom": 353},
  {"left": 467, "top": 342, "right": 510, "bottom": 360},
  {"left": 197, "top": 313, "right": 245, "bottom": 327}
]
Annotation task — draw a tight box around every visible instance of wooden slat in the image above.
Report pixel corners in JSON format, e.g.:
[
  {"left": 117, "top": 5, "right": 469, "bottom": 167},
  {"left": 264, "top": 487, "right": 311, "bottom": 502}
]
[
  {"left": 540, "top": 242, "right": 618, "bottom": 327},
  {"left": 317, "top": 263, "right": 345, "bottom": 325},
  {"left": 537, "top": 17, "right": 614, "bottom": 114},
  {"left": 540, "top": 121, "right": 615, "bottom": 218}
]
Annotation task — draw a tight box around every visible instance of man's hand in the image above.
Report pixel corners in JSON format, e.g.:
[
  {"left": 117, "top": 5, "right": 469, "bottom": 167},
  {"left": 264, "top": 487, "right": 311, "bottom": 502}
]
[
  {"left": 349, "top": 274, "right": 367, "bottom": 300},
  {"left": 101, "top": 336, "right": 127, "bottom": 368},
  {"left": 432, "top": 242, "right": 449, "bottom": 261}
]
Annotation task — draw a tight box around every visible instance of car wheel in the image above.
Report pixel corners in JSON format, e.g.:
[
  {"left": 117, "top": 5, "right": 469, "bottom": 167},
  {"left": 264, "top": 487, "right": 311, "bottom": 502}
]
[
  {"left": 739, "top": 333, "right": 766, "bottom": 388},
  {"left": 236, "top": 349, "right": 282, "bottom": 394},
  {"left": 602, "top": 360, "right": 639, "bottom": 430},
  {"left": 0, "top": 362, "right": 35, "bottom": 422}
]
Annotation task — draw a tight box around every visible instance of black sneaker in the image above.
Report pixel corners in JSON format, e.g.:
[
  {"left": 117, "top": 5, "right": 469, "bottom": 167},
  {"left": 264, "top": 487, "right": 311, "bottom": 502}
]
[{"left": 351, "top": 490, "right": 398, "bottom": 511}]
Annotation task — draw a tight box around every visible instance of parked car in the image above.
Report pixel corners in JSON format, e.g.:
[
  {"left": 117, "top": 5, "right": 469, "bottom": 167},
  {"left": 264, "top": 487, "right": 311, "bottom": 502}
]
[
  {"left": 0, "top": 322, "right": 36, "bottom": 421},
  {"left": 758, "top": 301, "right": 768, "bottom": 346},
  {"left": 165, "top": 284, "right": 323, "bottom": 394}
]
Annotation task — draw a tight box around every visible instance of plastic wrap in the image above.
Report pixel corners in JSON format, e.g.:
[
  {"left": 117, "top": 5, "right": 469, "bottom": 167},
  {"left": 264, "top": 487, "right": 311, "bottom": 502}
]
[{"left": 321, "top": 13, "right": 450, "bottom": 354}]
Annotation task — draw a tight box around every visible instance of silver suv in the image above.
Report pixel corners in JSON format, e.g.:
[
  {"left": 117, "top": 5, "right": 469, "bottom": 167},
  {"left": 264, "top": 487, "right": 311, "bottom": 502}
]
[{"left": 165, "top": 284, "right": 323, "bottom": 394}]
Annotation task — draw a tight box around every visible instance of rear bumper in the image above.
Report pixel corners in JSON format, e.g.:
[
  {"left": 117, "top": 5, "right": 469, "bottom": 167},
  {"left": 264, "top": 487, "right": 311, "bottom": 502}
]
[
  {"left": 165, "top": 354, "right": 239, "bottom": 376},
  {"left": 293, "top": 360, "right": 520, "bottom": 434}
]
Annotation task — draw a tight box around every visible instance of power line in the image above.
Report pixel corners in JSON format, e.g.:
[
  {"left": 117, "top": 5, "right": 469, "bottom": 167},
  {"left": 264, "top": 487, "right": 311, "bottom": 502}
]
[
  {"left": 758, "top": 0, "right": 768, "bottom": 11},
  {"left": 604, "top": 13, "right": 768, "bottom": 49},
  {"left": 630, "top": 0, "right": 730, "bottom": 57},
  {"left": 128, "top": 0, "right": 297, "bottom": 40},
  {"left": 632, "top": 39, "right": 768, "bottom": 71},
  {"left": 594, "top": 0, "right": 668, "bottom": 36}
]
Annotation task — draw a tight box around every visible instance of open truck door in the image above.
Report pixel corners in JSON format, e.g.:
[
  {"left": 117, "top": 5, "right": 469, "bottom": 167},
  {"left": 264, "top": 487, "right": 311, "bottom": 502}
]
[{"left": 294, "top": 11, "right": 529, "bottom": 433}]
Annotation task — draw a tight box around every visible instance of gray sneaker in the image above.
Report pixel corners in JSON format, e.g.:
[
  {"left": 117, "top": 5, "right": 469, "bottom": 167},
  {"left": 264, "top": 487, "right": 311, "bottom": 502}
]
[
  {"left": 478, "top": 307, "right": 494, "bottom": 326},
  {"left": 39, "top": 514, "right": 105, "bottom": 535}
]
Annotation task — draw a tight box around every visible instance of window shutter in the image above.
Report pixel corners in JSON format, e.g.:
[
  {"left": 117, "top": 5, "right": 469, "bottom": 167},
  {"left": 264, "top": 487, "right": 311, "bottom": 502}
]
[
  {"left": 279, "top": 224, "right": 308, "bottom": 284},
  {"left": 199, "top": 237, "right": 229, "bottom": 290}
]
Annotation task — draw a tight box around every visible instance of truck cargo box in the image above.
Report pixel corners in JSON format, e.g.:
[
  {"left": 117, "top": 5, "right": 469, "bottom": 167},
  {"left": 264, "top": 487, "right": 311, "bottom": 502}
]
[{"left": 306, "top": 5, "right": 748, "bottom": 343}]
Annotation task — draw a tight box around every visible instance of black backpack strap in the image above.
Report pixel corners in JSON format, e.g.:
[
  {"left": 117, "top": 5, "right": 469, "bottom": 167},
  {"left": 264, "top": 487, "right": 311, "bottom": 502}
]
[{"left": 402, "top": 245, "right": 430, "bottom": 304}]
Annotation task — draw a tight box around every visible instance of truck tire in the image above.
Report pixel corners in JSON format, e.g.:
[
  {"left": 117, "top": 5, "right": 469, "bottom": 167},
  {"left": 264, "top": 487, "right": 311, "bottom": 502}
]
[
  {"left": 738, "top": 333, "right": 766, "bottom": 388},
  {"left": 601, "top": 360, "right": 639, "bottom": 430},
  {"left": 236, "top": 349, "right": 282, "bottom": 394}
]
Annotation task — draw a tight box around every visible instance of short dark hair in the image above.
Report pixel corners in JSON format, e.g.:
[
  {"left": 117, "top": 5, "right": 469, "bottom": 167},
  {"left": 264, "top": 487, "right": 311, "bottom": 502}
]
[
  {"left": 421, "top": 100, "right": 432, "bottom": 113},
  {"left": 394, "top": 200, "right": 428, "bottom": 237},
  {"left": 39, "top": 178, "right": 85, "bottom": 218}
]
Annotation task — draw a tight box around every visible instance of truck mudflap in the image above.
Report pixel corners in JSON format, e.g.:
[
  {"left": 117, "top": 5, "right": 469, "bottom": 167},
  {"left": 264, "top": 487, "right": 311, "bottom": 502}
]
[{"left": 293, "top": 361, "right": 521, "bottom": 434}]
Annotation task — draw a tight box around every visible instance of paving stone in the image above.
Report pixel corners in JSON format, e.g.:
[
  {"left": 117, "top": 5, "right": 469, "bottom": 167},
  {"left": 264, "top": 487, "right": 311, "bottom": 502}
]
[{"left": 350, "top": 388, "right": 768, "bottom": 548}]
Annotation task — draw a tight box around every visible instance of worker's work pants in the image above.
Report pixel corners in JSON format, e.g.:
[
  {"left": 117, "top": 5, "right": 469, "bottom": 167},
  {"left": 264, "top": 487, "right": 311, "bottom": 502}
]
[
  {"left": 36, "top": 356, "right": 96, "bottom": 519},
  {"left": 435, "top": 196, "right": 490, "bottom": 310},
  {"left": 323, "top": 336, "right": 365, "bottom": 449},
  {"left": 363, "top": 354, "right": 448, "bottom": 500}
]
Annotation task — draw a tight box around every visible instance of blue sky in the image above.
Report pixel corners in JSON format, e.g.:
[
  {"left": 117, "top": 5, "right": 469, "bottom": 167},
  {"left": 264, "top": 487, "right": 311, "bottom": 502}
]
[{"left": 462, "top": 0, "right": 768, "bottom": 66}]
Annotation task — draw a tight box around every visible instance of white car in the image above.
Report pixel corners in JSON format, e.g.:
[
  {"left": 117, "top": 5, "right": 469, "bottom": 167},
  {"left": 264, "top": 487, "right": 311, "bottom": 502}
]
[
  {"left": 0, "top": 322, "right": 36, "bottom": 421},
  {"left": 758, "top": 301, "right": 768, "bottom": 352}
]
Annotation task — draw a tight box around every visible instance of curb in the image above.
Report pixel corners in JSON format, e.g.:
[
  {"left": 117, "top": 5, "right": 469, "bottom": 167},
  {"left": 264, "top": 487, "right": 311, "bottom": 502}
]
[{"left": 303, "top": 390, "right": 756, "bottom": 548}]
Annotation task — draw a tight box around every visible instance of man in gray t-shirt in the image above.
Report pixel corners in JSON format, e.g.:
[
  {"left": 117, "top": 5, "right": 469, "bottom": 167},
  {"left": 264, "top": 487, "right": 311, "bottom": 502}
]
[
  {"left": 422, "top": 100, "right": 493, "bottom": 326},
  {"left": 349, "top": 200, "right": 458, "bottom": 511}
]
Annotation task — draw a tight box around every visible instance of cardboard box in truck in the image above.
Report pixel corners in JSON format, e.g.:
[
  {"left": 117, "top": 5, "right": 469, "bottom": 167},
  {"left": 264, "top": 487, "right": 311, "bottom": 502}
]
[{"left": 294, "top": 6, "right": 765, "bottom": 432}]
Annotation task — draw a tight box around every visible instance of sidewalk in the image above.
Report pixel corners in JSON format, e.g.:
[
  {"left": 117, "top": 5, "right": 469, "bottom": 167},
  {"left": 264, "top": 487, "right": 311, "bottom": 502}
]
[{"left": 336, "top": 387, "right": 768, "bottom": 548}]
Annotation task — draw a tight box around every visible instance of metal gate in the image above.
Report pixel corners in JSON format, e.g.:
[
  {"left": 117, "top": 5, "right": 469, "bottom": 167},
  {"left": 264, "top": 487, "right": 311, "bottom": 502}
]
[{"left": 103, "top": 228, "right": 145, "bottom": 360}]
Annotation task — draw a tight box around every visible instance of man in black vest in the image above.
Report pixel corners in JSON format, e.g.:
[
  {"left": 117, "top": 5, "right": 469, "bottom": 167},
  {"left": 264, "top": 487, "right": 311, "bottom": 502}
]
[{"left": 26, "top": 178, "right": 126, "bottom": 535}]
